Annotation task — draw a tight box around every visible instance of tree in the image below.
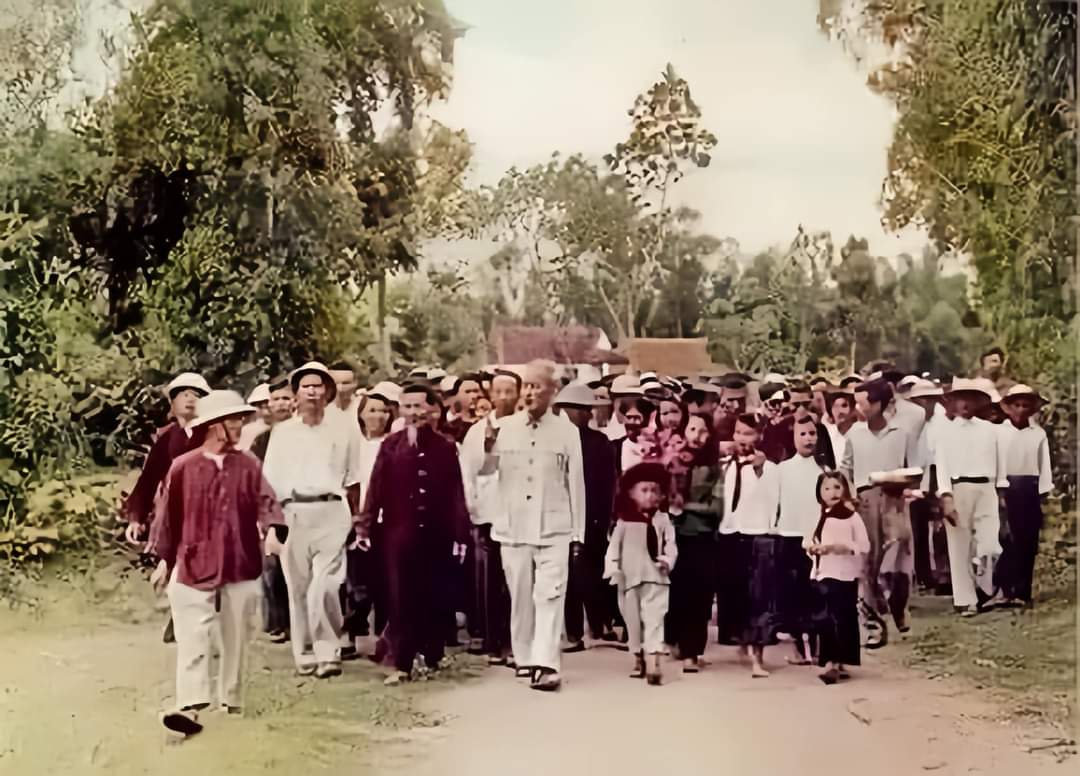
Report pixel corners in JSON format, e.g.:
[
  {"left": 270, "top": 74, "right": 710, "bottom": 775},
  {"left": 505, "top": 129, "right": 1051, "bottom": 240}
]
[
  {"left": 820, "top": 0, "right": 1077, "bottom": 499},
  {"left": 605, "top": 64, "right": 718, "bottom": 337},
  {"left": 0, "top": 0, "right": 470, "bottom": 535}
]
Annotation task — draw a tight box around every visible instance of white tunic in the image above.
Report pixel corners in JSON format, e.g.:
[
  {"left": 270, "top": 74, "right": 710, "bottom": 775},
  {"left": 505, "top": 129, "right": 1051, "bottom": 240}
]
[
  {"left": 935, "top": 416, "right": 1009, "bottom": 496},
  {"left": 262, "top": 414, "right": 363, "bottom": 501},
  {"left": 995, "top": 422, "right": 1053, "bottom": 495},
  {"left": 484, "top": 410, "right": 586, "bottom": 546},
  {"left": 775, "top": 454, "right": 824, "bottom": 538},
  {"left": 719, "top": 458, "right": 779, "bottom": 535}
]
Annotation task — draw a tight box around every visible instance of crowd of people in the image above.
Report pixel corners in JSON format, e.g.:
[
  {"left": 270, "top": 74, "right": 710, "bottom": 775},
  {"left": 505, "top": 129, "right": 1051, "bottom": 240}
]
[{"left": 121, "top": 347, "right": 1055, "bottom": 739}]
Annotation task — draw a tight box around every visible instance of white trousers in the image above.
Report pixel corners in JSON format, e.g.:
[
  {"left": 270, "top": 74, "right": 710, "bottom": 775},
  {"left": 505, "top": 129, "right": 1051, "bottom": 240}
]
[
  {"left": 167, "top": 576, "right": 262, "bottom": 710},
  {"left": 280, "top": 503, "right": 352, "bottom": 668},
  {"left": 619, "top": 582, "right": 669, "bottom": 655},
  {"left": 945, "top": 482, "right": 1002, "bottom": 607},
  {"left": 501, "top": 540, "right": 569, "bottom": 672}
]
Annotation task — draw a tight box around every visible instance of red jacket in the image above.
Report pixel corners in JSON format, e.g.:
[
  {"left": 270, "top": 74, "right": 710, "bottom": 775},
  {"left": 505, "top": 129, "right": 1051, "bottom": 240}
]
[{"left": 150, "top": 449, "right": 283, "bottom": 590}]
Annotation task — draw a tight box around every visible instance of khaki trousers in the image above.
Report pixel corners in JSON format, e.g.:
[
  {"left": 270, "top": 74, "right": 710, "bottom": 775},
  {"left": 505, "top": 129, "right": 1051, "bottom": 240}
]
[
  {"left": 501, "top": 540, "right": 569, "bottom": 672},
  {"left": 168, "top": 575, "right": 262, "bottom": 710},
  {"left": 619, "top": 582, "right": 669, "bottom": 655},
  {"left": 281, "top": 502, "right": 352, "bottom": 668},
  {"left": 945, "top": 482, "right": 1001, "bottom": 607}
]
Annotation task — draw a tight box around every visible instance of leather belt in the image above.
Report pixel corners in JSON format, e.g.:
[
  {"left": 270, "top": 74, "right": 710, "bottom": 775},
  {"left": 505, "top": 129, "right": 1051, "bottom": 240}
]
[
  {"left": 283, "top": 493, "right": 342, "bottom": 507},
  {"left": 951, "top": 477, "right": 990, "bottom": 484}
]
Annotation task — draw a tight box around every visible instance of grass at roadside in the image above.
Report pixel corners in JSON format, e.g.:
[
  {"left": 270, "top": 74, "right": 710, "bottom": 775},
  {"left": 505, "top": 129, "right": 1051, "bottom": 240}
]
[{"left": 888, "top": 509, "right": 1077, "bottom": 736}]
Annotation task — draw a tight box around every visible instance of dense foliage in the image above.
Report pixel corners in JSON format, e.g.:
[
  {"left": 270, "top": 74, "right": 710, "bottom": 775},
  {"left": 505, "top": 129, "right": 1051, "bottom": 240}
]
[
  {"left": 819, "top": 0, "right": 1077, "bottom": 499},
  {"left": 0, "top": 0, "right": 470, "bottom": 563}
]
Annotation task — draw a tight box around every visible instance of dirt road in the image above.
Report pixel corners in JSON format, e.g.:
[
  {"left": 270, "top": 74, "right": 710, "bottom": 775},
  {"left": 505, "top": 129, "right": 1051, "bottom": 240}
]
[
  {"left": 381, "top": 641, "right": 1075, "bottom": 776},
  {"left": 0, "top": 574, "right": 1072, "bottom": 776}
]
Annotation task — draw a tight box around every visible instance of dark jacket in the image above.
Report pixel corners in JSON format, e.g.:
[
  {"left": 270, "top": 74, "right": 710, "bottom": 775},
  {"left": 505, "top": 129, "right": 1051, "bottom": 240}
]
[{"left": 358, "top": 426, "right": 470, "bottom": 546}]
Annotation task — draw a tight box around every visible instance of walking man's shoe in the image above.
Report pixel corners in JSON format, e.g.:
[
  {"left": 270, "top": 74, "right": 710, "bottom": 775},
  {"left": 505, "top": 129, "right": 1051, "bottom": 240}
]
[
  {"left": 530, "top": 668, "right": 562, "bottom": 692},
  {"left": 315, "top": 662, "right": 342, "bottom": 679},
  {"left": 162, "top": 709, "right": 203, "bottom": 739}
]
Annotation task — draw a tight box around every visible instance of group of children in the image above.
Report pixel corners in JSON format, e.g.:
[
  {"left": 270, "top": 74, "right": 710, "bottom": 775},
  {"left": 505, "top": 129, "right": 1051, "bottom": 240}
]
[
  {"left": 588, "top": 366, "right": 1053, "bottom": 688},
  {"left": 603, "top": 415, "right": 869, "bottom": 686}
]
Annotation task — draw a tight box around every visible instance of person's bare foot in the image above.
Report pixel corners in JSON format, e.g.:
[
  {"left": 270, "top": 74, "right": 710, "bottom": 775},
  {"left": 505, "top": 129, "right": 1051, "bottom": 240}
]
[{"left": 751, "top": 664, "right": 770, "bottom": 678}]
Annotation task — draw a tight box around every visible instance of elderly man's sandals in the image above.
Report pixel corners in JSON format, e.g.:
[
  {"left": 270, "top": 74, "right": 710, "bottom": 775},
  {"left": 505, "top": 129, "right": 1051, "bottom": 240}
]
[{"left": 529, "top": 667, "right": 561, "bottom": 692}]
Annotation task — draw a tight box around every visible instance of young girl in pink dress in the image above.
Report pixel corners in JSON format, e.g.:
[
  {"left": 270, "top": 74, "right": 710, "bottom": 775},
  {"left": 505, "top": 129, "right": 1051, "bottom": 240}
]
[{"left": 805, "top": 471, "right": 871, "bottom": 685}]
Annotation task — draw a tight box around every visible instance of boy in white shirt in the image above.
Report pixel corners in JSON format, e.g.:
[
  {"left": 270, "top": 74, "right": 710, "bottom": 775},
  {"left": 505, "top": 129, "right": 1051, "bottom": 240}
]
[{"left": 993, "top": 385, "right": 1053, "bottom": 606}]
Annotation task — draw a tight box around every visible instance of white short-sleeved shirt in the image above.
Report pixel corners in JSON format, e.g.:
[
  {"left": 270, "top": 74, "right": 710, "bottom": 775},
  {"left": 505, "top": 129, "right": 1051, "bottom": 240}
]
[{"left": 262, "top": 413, "right": 363, "bottom": 501}]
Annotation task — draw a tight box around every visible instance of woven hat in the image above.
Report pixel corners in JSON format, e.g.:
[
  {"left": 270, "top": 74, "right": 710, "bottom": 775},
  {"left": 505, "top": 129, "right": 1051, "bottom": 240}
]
[
  {"left": 368, "top": 381, "right": 402, "bottom": 404},
  {"left": 610, "top": 374, "right": 644, "bottom": 397},
  {"left": 189, "top": 390, "right": 256, "bottom": 428},
  {"left": 164, "top": 372, "right": 211, "bottom": 401},
  {"left": 247, "top": 383, "right": 270, "bottom": 405},
  {"left": 907, "top": 379, "right": 943, "bottom": 400},
  {"left": 554, "top": 383, "right": 610, "bottom": 408},
  {"left": 290, "top": 361, "right": 338, "bottom": 402},
  {"left": 947, "top": 377, "right": 995, "bottom": 403},
  {"left": 1001, "top": 384, "right": 1045, "bottom": 405},
  {"left": 896, "top": 375, "right": 921, "bottom": 394}
]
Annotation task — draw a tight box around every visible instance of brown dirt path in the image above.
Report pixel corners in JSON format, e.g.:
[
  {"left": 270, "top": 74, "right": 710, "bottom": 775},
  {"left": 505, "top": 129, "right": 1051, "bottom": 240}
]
[
  {"left": 377, "top": 640, "right": 1075, "bottom": 776},
  {"left": 0, "top": 573, "right": 1072, "bottom": 776}
]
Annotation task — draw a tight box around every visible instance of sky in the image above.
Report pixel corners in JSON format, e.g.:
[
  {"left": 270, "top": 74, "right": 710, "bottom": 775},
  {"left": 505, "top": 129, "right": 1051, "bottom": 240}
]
[{"left": 431, "top": 0, "right": 927, "bottom": 258}]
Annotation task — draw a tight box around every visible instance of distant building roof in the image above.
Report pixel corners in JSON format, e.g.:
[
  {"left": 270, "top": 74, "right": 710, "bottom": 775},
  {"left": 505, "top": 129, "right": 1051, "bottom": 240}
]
[
  {"left": 617, "top": 337, "right": 718, "bottom": 377},
  {"left": 488, "top": 325, "right": 626, "bottom": 367}
]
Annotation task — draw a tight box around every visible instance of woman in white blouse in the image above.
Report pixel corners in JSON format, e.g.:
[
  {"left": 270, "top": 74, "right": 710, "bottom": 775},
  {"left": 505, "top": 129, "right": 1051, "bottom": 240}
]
[{"left": 346, "top": 382, "right": 400, "bottom": 659}]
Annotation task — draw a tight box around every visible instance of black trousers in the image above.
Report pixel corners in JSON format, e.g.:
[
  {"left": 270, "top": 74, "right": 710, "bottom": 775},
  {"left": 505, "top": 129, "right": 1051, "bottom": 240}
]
[
  {"left": 910, "top": 498, "right": 935, "bottom": 589},
  {"left": 263, "top": 555, "right": 290, "bottom": 634},
  {"left": 994, "top": 476, "right": 1043, "bottom": 602},
  {"left": 471, "top": 526, "right": 511, "bottom": 654},
  {"left": 565, "top": 539, "right": 612, "bottom": 642},
  {"left": 668, "top": 534, "right": 715, "bottom": 659},
  {"left": 812, "top": 579, "right": 860, "bottom": 667},
  {"left": 385, "top": 530, "right": 449, "bottom": 673}
]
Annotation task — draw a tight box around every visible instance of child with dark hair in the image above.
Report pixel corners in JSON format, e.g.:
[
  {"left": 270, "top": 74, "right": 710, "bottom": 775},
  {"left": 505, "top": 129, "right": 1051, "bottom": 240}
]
[
  {"left": 604, "top": 463, "right": 678, "bottom": 685},
  {"left": 805, "top": 471, "right": 870, "bottom": 685}
]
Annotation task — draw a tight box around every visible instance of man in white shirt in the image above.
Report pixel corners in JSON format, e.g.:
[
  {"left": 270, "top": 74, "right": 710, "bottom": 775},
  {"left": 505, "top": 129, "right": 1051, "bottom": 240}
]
[
  {"left": 993, "top": 384, "right": 1053, "bottom": 606},
  {"left": 481, "top": 359, "right": 586, "bottom": 692},
  {"left": 840, "top": 379, "right": 919, "bottom": 647},
  {"left": 328, "top": 361, "right": 361, "bottom": 429},
  {"left": 262, "top": 362, "right": 363, "bottom": 677},
  {"left": 460, "top": 369, "right": 521, "bottom": 663},
  {"left": 936, "top": 378, "right": 1008, "bottom": 616}
]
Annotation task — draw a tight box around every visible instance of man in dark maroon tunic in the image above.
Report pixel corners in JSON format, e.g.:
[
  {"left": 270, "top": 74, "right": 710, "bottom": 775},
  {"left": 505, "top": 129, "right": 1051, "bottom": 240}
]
[
  {"left": 356, "top": 384, "right": 470, "bottom": 685},
  {"left": 123, "top": 372, "right": 211, "bottom": 543}
]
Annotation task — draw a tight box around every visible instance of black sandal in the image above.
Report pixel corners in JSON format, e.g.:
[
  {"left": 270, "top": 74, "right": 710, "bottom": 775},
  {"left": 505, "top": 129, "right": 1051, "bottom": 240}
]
[{"left": 163, "top": 710, "right": 203, "bottom": 737}]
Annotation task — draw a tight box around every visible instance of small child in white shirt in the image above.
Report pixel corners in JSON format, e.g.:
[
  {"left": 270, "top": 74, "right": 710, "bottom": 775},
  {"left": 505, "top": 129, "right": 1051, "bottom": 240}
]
[
  {"left": 605, "top": 462, "right": 678, "bottom": 686},
  {"left": 804, "top": 471, "right": 871, "bottom": 685}
]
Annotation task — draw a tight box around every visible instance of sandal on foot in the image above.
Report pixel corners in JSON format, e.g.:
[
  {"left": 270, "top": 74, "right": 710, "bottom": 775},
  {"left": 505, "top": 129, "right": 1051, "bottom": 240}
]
[
  {"left": 530, "top": 669, "right": 561, "bottom": 692},
  {"left": 818, "top": 669, "right": 839, "bottom": 685}
]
